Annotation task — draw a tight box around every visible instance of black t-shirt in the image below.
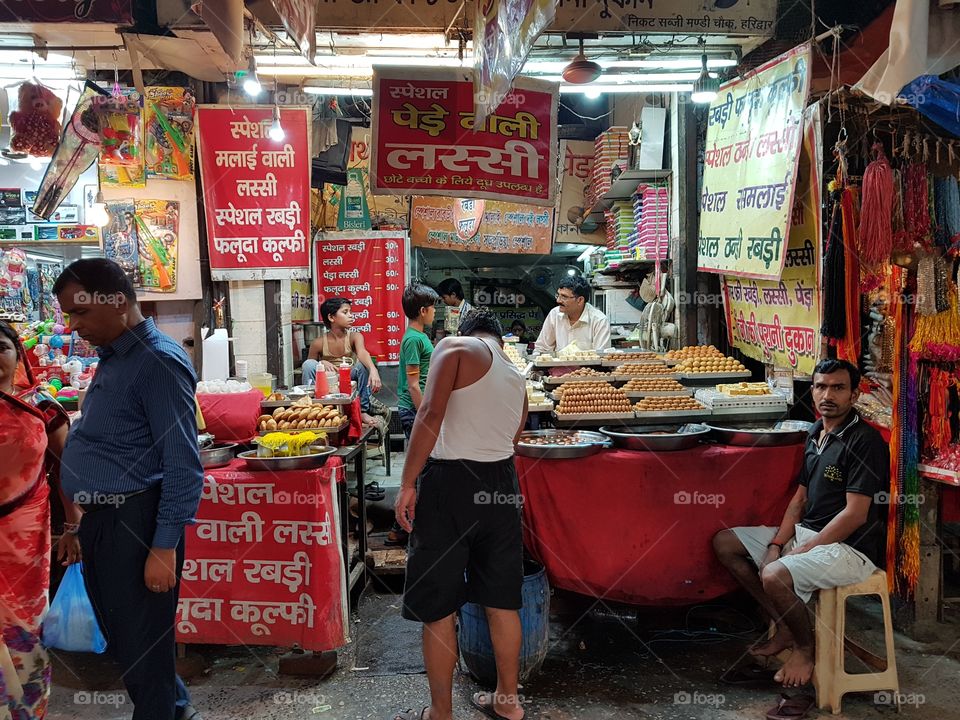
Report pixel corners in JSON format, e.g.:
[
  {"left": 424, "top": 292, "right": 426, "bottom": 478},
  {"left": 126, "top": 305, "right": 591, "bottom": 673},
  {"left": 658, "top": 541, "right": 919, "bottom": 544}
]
[{"left": 798, "top": 412, "right": 889, "bottom": 566}]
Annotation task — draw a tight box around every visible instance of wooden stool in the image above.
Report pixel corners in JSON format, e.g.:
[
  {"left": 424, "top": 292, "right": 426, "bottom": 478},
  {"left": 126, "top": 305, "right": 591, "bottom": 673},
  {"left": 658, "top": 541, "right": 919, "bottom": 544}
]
[{"left": 813, "top": 570, "right": 900, "bottom": 714}]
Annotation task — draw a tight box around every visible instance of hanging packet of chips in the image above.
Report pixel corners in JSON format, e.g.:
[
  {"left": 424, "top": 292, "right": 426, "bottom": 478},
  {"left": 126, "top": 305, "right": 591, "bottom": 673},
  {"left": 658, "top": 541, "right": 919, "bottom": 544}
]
[{"left": 144, "top": 87, "right": 196, "bottom": 181}]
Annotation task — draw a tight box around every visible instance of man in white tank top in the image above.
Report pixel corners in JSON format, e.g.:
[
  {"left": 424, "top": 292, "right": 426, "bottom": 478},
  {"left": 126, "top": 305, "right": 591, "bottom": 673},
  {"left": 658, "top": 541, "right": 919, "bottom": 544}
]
[{"left": 393, "top": 309, "right": 528, "bottom": 720}]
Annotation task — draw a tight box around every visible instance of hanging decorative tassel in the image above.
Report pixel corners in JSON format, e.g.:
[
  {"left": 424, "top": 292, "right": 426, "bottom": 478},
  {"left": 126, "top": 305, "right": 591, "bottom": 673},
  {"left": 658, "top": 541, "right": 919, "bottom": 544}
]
[
  {"left": 915, "top": 254, "right": 938, "bottom": 316},
  {"left": 934, "top": 175, "right": 960, "bottom": 250},
  {"left": 908, "top": 288, "right": 960, "bottom": 360},
  {"left": 859, "top": 142, "right": 895, "bottom": 264},
  {"left": 887, "top": 281, "right": 906, "bottom": 589},
  {"left": 904, "top": 162, "right": 932, "bottom": 248},
  {"left": 821, "top": 182, "right": 847, "bottom": 340},
  {"left": 899, "top": 348, "right": 921, "bottom": 598},
  {"left": 935, "top": 256, "right": 950, "bottom": 313},
  {"left": 838, "top": 185, "right": 862, "bottom": 365},
  {"left": 892, "top": 169, "right": 911, "bottom": 253},
  {"left": 924, "top": 367, "right": 952, "bottom": 458}
]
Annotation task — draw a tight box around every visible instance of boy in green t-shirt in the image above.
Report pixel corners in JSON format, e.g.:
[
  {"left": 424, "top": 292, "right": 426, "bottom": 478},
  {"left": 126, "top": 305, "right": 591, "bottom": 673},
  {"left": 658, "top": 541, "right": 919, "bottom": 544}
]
[
  {"left": 390, "top": 283, "right": 438, "bottom": 546},
  {"left": 396, "top": 283, "right": 438, "bottom": 437}
]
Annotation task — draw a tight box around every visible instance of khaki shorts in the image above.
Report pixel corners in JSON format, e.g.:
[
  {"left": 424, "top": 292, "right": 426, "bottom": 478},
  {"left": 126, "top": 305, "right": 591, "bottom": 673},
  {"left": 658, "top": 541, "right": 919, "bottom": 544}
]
[{"left": 732, "top": 524, "right": 876, "bottom": 603}]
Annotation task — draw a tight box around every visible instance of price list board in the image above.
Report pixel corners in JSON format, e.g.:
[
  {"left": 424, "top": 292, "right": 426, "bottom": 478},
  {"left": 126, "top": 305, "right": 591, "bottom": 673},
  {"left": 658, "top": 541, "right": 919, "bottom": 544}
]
[{"left": 314, "top": 232, "right": 407, "bottom": 365}]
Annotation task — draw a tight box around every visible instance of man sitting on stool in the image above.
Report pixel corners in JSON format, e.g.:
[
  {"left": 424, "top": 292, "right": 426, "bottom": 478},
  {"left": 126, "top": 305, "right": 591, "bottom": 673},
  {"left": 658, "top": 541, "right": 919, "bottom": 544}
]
[{"left": 713, "top": 358, "right": 888, "bottom": 688}]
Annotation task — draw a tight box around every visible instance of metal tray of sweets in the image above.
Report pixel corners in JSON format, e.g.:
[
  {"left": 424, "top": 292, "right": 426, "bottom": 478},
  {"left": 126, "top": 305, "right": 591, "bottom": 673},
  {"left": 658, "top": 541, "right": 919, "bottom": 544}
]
[
  {"left": 238, "top": 446, "right": 337, "bottom": 471},
  {"left": 515, "top": 430, "right": 610, "bottom": 459}
]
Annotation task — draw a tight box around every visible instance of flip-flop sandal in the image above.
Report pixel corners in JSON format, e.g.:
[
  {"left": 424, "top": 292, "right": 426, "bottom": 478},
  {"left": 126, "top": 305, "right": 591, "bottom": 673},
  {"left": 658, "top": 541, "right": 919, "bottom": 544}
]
[
  {"left": 384, "top": 527, "right": 409, "bottom": 546},
  {"left": 470, "top": 692, "right": 524, "bottom": 720},
  {"left": 364, "top": 482, "right": 386, "bottom": 501},
  {"left": 390, "top": 708, "right": 429, "bottom": 720},
  {"left": 719, "top": 663, "right": 778, "bottom": 686},
  {"left": 765, "top": 693, "right": 814, "bottom": 720}
]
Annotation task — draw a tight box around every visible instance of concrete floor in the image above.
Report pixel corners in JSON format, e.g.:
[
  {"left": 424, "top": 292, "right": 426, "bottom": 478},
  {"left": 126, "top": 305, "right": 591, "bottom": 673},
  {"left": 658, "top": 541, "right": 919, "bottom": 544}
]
[{"left": 45, "top": 449, "right": 960, "bottom": 719}]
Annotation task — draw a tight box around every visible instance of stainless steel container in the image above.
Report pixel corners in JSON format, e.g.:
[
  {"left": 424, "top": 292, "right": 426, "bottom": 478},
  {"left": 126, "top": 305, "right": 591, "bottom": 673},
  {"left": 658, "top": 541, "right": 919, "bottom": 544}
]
[
  {"left": 200, "top": 443, "right": 237, "bottom": 469},
  {"left": 706, "top": 420, "right": 812, "bottom": 447},
  {"left": 599, "top": 424, "right": 711, "bottom": 452}
]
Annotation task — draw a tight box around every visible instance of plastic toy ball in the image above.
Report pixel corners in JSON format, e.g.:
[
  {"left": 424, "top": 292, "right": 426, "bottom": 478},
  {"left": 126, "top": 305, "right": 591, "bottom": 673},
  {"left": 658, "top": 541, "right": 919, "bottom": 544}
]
[
  {"left": 49, "top": 335, "right": 65, "bottom": 349},
  {"left": 46, "top": 386, "right": 58, "bottom": 398},
  {"left": 49, "top": 377, "right": 63, "bottom": 390},
  {"left": 52, "top": 323, "right": 65, "bottom": 335}
]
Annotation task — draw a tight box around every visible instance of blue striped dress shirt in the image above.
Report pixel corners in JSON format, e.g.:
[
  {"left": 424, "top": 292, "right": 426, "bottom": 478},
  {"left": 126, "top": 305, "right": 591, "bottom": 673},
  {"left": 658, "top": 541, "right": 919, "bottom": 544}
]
[{"left": 61, "top": 318, "right": 203, "bottom": 548}]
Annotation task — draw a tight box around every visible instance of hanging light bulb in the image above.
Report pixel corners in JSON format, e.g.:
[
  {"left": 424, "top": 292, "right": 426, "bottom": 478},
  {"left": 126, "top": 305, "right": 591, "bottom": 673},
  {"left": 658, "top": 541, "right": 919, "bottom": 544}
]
[
  {"left": 242, "top": 55, "right": 262, "bottom": 96},
  {"left": 690, "top": 53, "right": 720, "bottom": 104},
  {"left": 268, "top": 105, "right": 285, "bottom": 142},
  {"left": 88, "top": 191, "right": 110, "bottom": 228}
]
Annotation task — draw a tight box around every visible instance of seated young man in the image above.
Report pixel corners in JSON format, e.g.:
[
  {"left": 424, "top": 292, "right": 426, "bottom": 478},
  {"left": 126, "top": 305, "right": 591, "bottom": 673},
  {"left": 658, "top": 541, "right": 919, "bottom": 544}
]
[
  {"left": 713, "top": 358, "right": 888, "bottom": 688},
  {"left": 302, "top": 297, "right": 387, "bottom": 427}
]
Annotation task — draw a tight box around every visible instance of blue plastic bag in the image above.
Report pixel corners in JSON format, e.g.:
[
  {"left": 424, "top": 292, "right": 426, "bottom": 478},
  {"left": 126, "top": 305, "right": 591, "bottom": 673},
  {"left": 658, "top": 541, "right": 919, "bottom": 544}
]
[{"left": 43, "top": 563, "right": 107, "bottom": 653}]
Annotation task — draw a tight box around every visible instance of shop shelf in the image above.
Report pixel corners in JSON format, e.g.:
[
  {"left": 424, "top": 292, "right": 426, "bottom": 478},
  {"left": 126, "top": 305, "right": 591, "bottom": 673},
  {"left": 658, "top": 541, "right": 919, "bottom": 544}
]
[{"left": 585, "top": 168, "right": 672, "bottom": 222}]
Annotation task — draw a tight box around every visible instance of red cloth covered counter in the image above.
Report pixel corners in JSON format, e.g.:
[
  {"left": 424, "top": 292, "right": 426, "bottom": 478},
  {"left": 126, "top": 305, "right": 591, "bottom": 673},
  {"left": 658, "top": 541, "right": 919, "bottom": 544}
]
[
  {"left": 197, "top": 390, "right": 264, "bottom": 443},
  {"left": 175, "top": 457, "right": 348, "bottom": 651},
  {"left": 516, "top": 444, "right": 804, "bottom": 605}
]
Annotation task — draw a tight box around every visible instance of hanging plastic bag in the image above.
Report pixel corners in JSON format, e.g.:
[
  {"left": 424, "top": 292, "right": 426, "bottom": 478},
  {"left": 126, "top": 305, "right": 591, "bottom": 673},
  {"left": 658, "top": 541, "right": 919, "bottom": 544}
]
[{"left": 42, "top": 563, "right": 107, "bottom": 653}]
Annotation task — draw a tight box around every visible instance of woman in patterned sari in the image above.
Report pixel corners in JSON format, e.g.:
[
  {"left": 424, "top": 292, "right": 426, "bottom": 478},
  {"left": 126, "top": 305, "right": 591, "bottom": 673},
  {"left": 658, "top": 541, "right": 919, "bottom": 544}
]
[{"left": 0, "top": 321, "right": 79, "bottom": 719}]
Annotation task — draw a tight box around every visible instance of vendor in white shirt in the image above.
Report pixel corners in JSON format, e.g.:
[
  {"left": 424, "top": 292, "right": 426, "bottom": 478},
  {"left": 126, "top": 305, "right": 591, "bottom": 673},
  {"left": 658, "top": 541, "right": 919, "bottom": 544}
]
[
  {"left": 437, "top": 278, "right": 474, "bottom": 336},
  {"left": 535, "top": 277, "right": 611, "bottom": 354}
]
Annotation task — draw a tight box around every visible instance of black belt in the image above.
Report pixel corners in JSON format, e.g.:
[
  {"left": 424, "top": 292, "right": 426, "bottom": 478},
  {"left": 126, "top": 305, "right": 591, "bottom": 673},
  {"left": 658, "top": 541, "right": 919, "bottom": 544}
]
[{"left": 78, "top": 485, "right": 157, "bottom": 514}]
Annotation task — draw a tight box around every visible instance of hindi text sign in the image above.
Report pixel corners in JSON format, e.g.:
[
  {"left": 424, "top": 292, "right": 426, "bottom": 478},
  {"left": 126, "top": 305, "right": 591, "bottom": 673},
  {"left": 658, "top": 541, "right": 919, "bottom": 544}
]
[
  {"left": 411, "top": 196, "right": 554, "bottom": 255},
  {"left": 176, "top": 461, "right": 347, "bottom": 651},
  {"left": 371, "top": 69, "right": 558, "bottom": 207},
  {"left": 314, "top": 232, "right": 407, "bottom": 365},
  {"left": 307, "top": 0, "right": 776, "bottom": 35},
  {"left": 556, "top": 140, "right": 606, "bottom": 246},
  {"left": 723, "top": 108, "right": 822, "bottom": 374},
  {"left": 698, "top": 43, "right": 811, "bottom": 280},
  {"left": 196, "top": 106, "right": 311, "bottom": 280}
]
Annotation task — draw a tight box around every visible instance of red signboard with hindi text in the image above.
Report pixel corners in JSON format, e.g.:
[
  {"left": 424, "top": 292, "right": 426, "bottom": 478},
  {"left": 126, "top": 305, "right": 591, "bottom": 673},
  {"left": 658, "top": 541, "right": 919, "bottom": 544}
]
[
  {"left": 314, "top": 232, "right": 407, "bottom": 366},
  {"left": 371, "top": 69, "right": 558, "bottom": 207},
  {"left": 196, "top": 105, "right": 311, "bottom": 280},
  {"left": 176, "top": 459, "right": 347, "bottom": 651}
]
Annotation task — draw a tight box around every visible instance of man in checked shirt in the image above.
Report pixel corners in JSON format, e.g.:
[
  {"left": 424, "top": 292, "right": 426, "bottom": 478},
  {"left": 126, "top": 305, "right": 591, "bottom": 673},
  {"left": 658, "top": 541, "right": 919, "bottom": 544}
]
[{"left": 55, "top": 259, "right": 203, "bottom": 720}]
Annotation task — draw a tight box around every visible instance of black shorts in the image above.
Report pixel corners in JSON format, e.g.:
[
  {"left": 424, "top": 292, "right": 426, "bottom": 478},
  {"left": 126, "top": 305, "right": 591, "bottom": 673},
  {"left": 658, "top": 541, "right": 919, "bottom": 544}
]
[{"left": 401, "top": 457, "right": 523, "bottom": 623}]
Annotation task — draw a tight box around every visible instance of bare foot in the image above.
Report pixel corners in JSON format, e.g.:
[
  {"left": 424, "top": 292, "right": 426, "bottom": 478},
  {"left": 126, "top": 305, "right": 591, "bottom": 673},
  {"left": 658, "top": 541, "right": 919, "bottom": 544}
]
[
  {"left": 473, "top": 691, "right": 525, "bottom": 720},
  {"left": 749, "top": 625, "right": 795, "bottom": 657},
  {"left": 774, "top": 646, "right": 814, "bottom": 688}
]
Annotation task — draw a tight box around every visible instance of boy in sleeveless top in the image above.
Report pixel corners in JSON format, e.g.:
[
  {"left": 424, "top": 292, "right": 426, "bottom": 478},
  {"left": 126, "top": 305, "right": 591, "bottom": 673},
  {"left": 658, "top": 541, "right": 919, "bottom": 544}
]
[
  {"left": 393, "top": 309, "right": 528, "bottom": 720},
  {"left": 301, "top": 297, "right": 387, "bottom": 426}
]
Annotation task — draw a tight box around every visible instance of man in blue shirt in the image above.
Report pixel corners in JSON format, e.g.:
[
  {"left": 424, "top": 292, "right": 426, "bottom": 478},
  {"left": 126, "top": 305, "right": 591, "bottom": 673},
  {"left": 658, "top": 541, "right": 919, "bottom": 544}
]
[{"left": 56, "top": 259, "right": 203, "bottom": 720}]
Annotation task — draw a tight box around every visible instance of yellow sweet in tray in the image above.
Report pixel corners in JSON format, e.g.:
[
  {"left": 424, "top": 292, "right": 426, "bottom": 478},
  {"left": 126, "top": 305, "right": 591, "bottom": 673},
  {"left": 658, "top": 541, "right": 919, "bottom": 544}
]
[
  {"left": 717, "top": 382, "right": 771, "bottom": 396},
  {"left": 255, "top": 431, "right": 327, "bottom": 457}
]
